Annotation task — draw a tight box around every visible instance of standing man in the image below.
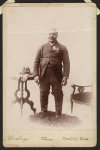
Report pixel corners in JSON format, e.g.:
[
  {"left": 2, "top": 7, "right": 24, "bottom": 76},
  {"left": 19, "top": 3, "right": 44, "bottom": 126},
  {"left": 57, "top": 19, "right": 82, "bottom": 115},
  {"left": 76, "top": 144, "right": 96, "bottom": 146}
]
[{"left": 33, "top": 28, "right": 70, "bottom": 117}]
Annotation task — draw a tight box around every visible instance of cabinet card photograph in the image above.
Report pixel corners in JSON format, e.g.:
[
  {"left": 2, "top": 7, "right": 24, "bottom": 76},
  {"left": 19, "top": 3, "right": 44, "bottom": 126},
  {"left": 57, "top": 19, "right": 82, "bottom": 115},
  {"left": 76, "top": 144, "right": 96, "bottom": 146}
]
[{"left": 3, "top": 3, "right": 96, "bottom": 147}]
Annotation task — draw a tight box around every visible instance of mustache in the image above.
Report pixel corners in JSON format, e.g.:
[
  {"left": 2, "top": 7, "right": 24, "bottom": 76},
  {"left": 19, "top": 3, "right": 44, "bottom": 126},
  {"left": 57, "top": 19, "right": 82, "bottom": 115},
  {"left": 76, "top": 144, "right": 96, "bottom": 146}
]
[{"left": 49, "top": 37, "right": 56, "bottom": 39}]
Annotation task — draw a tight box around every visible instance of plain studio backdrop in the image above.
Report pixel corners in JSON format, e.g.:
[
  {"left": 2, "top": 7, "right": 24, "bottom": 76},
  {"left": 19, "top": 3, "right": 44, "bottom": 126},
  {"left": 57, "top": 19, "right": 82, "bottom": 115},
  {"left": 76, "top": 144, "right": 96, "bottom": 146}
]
[{"left": 4, "top": 4, "right": 96, "bottom": 130}]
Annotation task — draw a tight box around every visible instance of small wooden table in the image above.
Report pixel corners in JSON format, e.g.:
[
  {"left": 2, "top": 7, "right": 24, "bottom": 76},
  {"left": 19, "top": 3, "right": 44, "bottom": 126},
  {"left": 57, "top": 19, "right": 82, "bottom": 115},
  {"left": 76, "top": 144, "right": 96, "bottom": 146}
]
[{"left": 13, "top": 77, "right": 36, "bottom": 115}]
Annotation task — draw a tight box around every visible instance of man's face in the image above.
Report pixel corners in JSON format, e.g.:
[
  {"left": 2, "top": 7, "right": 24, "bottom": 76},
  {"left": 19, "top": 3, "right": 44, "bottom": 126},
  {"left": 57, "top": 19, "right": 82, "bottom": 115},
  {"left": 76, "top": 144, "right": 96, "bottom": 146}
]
[{"left": 48, "top": 31, "right": 58, "bottom": 43}]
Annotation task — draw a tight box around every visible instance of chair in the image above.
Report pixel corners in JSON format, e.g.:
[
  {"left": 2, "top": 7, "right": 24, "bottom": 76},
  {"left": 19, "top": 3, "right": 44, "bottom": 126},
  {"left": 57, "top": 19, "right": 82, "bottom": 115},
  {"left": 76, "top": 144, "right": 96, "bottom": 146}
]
[{"left": 70, "top": 84, "right": 92, "bottom": 113}]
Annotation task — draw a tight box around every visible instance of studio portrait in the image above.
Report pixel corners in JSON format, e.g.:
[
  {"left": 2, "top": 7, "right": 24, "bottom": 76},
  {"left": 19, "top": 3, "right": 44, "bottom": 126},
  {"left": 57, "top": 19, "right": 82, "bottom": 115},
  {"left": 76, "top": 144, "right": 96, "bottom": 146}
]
[{"left": 3, "top": 3, "right": 96, "bottom": 147}]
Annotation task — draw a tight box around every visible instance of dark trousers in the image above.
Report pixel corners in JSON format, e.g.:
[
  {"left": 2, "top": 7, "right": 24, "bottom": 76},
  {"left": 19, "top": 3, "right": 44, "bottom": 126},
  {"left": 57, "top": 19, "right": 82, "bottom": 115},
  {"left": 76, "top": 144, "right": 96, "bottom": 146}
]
[{"left": 40, "top": 67, "right": 63, "bottom": 115}]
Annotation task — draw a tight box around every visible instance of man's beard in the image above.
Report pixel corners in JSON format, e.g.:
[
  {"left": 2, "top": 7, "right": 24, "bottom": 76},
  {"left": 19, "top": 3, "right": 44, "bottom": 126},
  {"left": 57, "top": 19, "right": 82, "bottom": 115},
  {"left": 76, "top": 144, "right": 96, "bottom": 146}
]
[{"left": 49, "top": 38, "right": 57, "bottom": 43}]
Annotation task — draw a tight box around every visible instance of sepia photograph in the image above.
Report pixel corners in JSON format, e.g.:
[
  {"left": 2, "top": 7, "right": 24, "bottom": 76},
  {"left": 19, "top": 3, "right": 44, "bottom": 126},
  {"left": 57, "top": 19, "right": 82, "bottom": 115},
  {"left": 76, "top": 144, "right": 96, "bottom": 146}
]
[{"left": 3, "top": 3, "right": 96, "bottom": 147}]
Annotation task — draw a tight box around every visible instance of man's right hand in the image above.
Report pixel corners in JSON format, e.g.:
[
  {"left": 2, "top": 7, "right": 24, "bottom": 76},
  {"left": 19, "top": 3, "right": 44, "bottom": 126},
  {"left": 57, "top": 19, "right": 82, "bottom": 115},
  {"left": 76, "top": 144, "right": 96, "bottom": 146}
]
[{"left": 34, "top": 76, "right": 40, "bottom": 85}]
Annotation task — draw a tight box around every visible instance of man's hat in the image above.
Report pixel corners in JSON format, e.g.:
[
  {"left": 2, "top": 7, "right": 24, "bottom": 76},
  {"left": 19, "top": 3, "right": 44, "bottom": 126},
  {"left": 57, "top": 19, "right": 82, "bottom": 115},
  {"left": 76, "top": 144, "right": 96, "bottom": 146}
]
[{"left": 20, "top": 66, "right": 32, "bottom": 75}]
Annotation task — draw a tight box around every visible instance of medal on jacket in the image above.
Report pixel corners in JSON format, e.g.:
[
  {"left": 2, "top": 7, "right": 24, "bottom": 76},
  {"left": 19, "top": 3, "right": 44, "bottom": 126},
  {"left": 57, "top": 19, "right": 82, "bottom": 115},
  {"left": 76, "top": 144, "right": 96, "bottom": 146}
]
[{"left": 52, "top": 46, "right": 59, "bottom": 52}]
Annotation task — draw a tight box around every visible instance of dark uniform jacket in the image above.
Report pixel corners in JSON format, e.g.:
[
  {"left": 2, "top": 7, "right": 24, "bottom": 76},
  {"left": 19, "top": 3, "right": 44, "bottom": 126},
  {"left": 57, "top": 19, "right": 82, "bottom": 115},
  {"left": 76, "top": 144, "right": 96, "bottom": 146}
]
[{"left": 33, "top": 41, "right": 70, "bottom": 80}]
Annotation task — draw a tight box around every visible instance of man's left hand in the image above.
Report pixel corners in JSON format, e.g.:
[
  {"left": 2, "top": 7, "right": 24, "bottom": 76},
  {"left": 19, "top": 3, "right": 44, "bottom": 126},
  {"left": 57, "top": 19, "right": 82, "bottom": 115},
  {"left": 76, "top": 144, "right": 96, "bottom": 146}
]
[{"left": 61, "top": 77, "right": 68, "bottom": 86}]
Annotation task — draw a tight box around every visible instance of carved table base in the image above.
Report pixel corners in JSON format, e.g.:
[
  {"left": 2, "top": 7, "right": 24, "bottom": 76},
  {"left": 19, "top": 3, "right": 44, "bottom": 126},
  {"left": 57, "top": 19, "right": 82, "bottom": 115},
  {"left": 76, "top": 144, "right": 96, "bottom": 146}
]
[{"left": 13, "top": 77, "right": 36, "bottom": 115}]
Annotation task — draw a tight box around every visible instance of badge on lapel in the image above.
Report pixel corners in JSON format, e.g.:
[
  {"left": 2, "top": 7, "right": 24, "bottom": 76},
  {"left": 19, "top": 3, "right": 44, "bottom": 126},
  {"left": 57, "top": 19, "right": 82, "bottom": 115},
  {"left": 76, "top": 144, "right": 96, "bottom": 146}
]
[{"left": 52, "top": 46, "right": 60, "bottom": 53}]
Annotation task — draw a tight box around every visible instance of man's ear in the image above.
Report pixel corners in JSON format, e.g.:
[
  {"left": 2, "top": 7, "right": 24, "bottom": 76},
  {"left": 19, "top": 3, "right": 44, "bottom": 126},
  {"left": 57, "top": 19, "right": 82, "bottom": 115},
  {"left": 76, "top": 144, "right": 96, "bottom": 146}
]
[{"left": 56, "top": 33, "right": 58, "bottom": 39}]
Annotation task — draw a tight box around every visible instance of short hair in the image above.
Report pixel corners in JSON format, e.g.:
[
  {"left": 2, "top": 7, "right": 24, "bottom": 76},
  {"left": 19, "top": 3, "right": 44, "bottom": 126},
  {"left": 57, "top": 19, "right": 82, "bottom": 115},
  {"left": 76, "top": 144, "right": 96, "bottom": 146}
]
[{"left": 48, "top": 28, "right": 58, "bottom": 35}]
